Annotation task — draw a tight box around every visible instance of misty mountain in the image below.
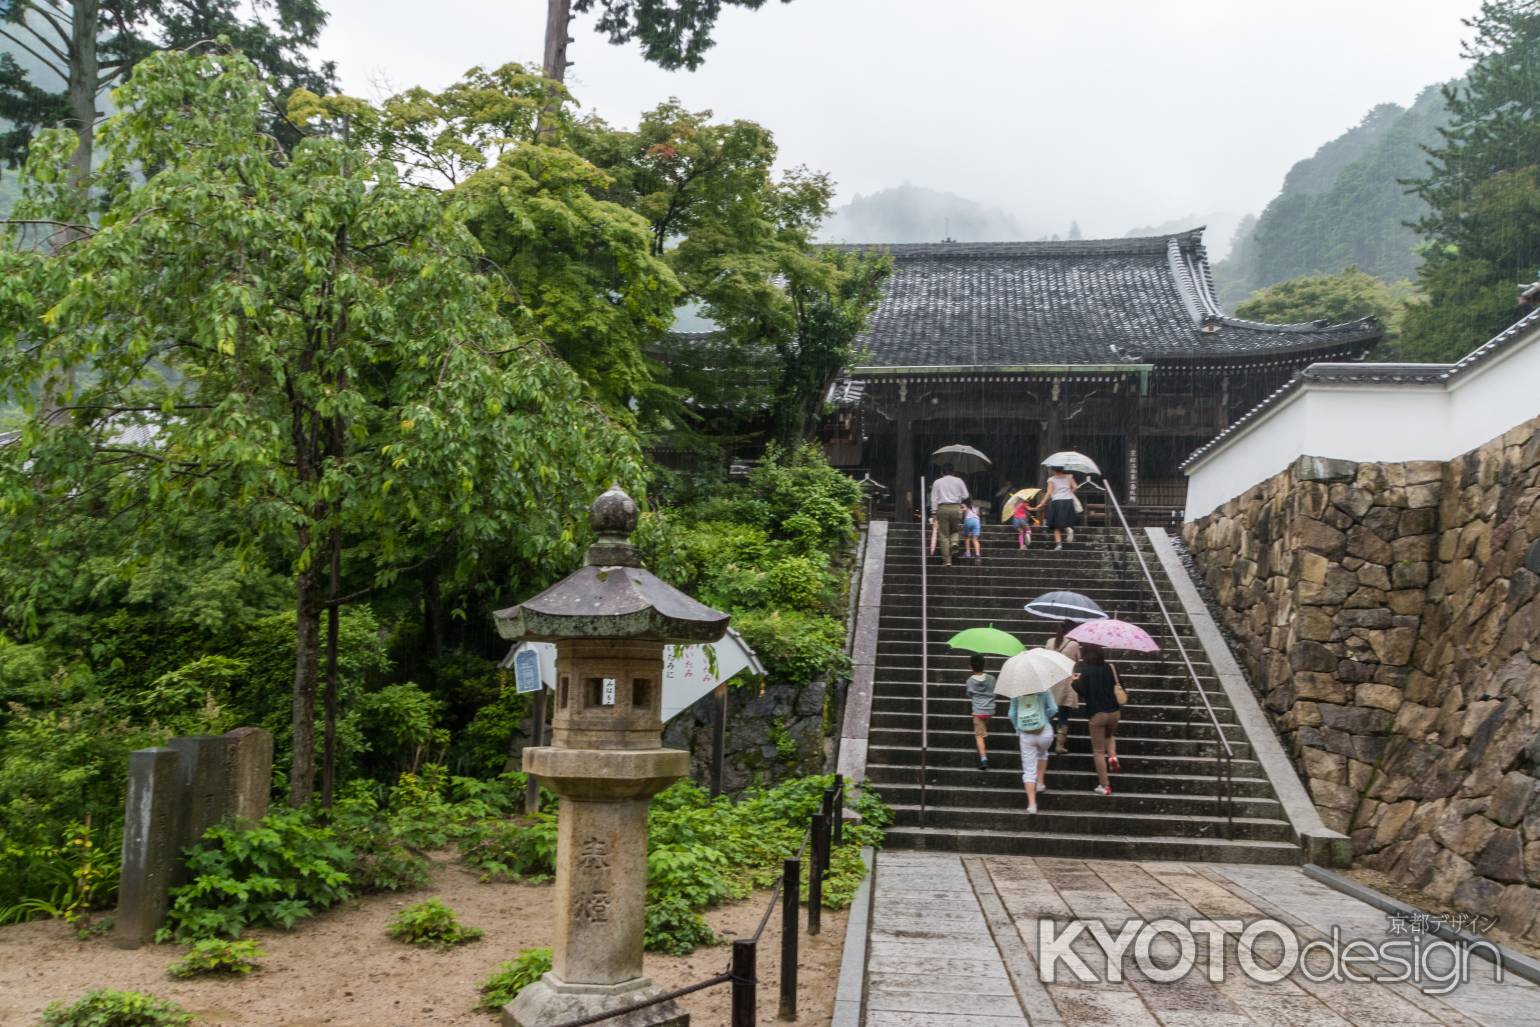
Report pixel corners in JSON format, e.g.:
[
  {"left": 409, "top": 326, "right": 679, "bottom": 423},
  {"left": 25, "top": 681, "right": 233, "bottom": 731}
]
[
  {"left": 1213, "top": 83, "right": 1453, "bottom": 307},
  {"left": 1124, "top": 212, "right": 1246, "bottom": 262},
  {"left": 819, "top": 184, "right": 1027, "bottom": 244}
]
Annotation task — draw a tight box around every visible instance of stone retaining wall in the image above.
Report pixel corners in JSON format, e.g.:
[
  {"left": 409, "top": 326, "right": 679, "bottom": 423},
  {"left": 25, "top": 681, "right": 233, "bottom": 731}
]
[{"left": 1184, "top": 414, "right": 1540, "bottom": 941}]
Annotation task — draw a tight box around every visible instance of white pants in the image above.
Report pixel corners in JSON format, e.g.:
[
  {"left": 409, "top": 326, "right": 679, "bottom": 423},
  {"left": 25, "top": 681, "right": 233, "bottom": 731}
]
[{"left": 1017, "top": 725, "right": 1054, "bottom": 783}]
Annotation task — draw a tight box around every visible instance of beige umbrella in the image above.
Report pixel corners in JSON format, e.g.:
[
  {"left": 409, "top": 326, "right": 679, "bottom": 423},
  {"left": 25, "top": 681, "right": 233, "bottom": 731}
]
[
  {"left": 993, "top": 648, "right": 1075, "bottom": 698},
  {"left": 999, "top": 488, "right": 1042, "bottom": 522}
]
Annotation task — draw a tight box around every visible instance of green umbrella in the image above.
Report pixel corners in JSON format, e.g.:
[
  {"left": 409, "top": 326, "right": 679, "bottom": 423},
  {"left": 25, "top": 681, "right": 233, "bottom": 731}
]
[{"left": 946, "top": 625, "right": 1025, "bottom": 657}]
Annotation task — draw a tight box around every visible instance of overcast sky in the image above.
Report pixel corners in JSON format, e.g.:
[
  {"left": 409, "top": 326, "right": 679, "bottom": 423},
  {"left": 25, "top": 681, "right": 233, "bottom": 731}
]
[{"left": 321, "top": 1, "right": 1478, "bottom": 242}]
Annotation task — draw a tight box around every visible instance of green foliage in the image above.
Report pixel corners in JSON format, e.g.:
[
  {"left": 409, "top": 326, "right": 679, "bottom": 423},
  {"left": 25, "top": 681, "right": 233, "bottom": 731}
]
[
  {"left": 1234, "top": 268, "right": 1411, "bottom": 349},
  {"left": 731, "top": 609, "right": 847, "bottom": 688},
  {"left": 355, "top": 684, "right": 449, "bottom": 778},
  {"left": 458, "top": 812, "right": 559, "bottom": 884},
  {"left": 1407, "top": 0, "right": 1540, "bottom": 360},
  {"left": 39, "top": 989, "right": 192, "bottom": 1027},
  {"left": 643, "top": 893, "right": 719, "bottom": 955},
  {"left": 166, "top": 938, "right": 266, "bottom": 979},
  {"left": 386, "top": 898, "right": 483, "bottom": 948},
  {"left": 478, "top": 947, "right": 554, "bottom": 1011},
  {"left": 572, "top": 0, "right": 791, "bottom": 72},
  {"left": 0, "top": 819, "right": 117, "bottom": 928},
  {"left": 160, "top": 808, "right": 354, "bottom": 942}
]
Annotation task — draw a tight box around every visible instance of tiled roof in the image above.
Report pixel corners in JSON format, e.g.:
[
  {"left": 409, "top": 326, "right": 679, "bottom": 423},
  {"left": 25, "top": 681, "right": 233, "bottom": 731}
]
[
  {"left": 836, "top": 230, "right": 1382, "bottom": 370},
  {"left": 1178, "top": 306, "right": 1540, "bottom": 471}
]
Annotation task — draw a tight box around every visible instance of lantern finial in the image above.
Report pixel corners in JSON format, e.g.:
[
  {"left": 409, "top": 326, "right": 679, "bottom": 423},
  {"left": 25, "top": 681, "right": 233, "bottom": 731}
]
[{"left": 585, "top": 484, "right": 640, "bottom": 567}]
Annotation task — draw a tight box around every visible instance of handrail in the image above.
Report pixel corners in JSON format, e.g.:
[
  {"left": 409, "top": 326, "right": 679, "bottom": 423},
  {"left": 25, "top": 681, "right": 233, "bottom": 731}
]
[
  {"left": 1093, "top": 476, "right": 1235, "bottom": 833},
  {"left": 918, "top": 476, "right": 929, "bottom": 826}
]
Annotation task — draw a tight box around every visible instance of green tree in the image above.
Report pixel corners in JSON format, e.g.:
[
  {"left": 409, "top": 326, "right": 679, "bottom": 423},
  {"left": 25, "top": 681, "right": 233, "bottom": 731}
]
[
  {"left": 1234, "top": 267, "right": 1409, "bottom": 349},
  {"left": 542, "top": 0, "right": 792, "bottom": 84},
  {"left": 0, "top": 1, "right": 333, "bottom": 181},
  {"left": 0, "top": 48, "right": 640, "bottom": 805},
  {"left": 1403, "top": 0, "right": 1540, "bottom": 360}
]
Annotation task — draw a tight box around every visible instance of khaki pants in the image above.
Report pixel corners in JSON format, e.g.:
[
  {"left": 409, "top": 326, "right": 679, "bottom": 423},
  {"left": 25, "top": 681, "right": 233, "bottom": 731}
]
[
  {"left": 1090, "top": 711, "right": 1120, "bottom": 788},
  {"left": 936, "top": 503, "right": 962, "bottom": 565}
]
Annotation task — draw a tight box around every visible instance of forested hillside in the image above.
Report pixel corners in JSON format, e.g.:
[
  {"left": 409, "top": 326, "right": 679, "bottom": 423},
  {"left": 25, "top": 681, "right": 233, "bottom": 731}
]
[
  {"left": 1214, "top": 84, "right": 1452, "bottom": 307},
  {"left": 819, "top": 183, "right": 1026, "bottom": 242}
]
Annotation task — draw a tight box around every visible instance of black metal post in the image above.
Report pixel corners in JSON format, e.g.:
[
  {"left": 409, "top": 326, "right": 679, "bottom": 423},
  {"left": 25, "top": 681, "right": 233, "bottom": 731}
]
[
  {"left": 832, "top": 775, "right": 844, "bottom": 848},
  {"left": 711, "top": 683, "right": 728, "bottom": 798},
  {"left": 732, "top": 938, "right": 757, "bottom": 1027},
  {"left": 778, "top": 858, "right": 800, "bottom": 1021},
  {"left": 808, "top": 813, "right": 826, "bottom": 935},
  {"left": 524, "top": 686, "right": 546, "bottom": 815}
]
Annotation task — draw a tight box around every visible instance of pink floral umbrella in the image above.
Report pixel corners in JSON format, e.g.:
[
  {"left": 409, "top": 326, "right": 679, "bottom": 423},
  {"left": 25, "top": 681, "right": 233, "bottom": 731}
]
[{"left": 1066, "top": 618, "right": 1160, "bottom": 653}]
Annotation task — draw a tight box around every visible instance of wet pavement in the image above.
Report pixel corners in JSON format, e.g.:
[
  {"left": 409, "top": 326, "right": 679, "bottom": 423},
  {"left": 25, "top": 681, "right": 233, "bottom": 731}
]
[{"left": 860, "top": 852, "right": 1540, "bottom": 1027}]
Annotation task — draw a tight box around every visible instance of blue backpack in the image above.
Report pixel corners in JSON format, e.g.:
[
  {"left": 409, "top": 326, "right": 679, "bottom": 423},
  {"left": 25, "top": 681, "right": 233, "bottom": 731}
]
[{"left": 1012, "top": 693, "right": 1052, "bottom": 732}]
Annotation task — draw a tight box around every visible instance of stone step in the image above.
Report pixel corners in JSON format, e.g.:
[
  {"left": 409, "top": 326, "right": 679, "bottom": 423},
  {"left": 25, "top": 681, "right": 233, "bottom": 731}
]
[
  {"left": 865, "top": 743, "right": 1255, "bottom": 777},
  {"left": 888, "top": 803, "right": 1295, "bottom": 843},
  {"left": 869, "top": 699, "right": 1237, "bottom": 727},
  {"left": 872, "top": 684, "right": 1233, "bottom": 709},
  {"left": 875, "top": 781, "right": 1284, "bottom": 819},
  {"left": 882, "top": 824, "right": 1301, "bottom": 864},
  {"left": 868, "top": 726, "right": 1253, "bottom": 760},
  {"left": 864, "top": 762, "right": 1279, "bottom": 799}
]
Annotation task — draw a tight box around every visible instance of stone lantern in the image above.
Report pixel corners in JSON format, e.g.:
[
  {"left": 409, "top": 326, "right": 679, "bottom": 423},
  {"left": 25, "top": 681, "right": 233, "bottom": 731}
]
[{"left": 494, "top": 485, "right": 729, "bottom": 1027}]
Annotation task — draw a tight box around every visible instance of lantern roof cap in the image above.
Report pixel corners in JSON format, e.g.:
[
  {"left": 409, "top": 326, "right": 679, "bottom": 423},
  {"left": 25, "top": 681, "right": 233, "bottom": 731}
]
[{"left": 493, "top": 486, "right": 730, "bottom": 643}]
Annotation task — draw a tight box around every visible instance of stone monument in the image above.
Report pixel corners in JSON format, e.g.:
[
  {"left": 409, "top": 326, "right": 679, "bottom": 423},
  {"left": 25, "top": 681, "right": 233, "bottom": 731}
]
[{"left": 494, "top": 485, "right": 729, "bottom": 1027}]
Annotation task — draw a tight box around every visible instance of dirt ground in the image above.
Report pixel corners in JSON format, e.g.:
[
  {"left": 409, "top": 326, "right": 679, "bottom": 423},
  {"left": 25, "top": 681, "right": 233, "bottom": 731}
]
[
  {"left": 0, "top": 856, "right": 849, "bottom": 1027},
  {"left": 1340, "top": 865, "right": 1540, "bottom": 960}
]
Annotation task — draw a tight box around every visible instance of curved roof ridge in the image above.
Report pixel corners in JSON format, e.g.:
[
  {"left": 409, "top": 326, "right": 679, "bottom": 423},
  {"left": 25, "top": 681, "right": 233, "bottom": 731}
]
[
  {"left": 1214, "top": 313, "right": 1381, "bottom": 335},
  {"left": 824, "top": 229, "right": 1208, "bottom": 259}
]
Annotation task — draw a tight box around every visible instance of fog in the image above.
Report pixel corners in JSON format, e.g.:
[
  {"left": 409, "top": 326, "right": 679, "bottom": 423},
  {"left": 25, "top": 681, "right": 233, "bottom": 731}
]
[{"left": 317, "top": 1, "right": 1479, "bottom": 248}]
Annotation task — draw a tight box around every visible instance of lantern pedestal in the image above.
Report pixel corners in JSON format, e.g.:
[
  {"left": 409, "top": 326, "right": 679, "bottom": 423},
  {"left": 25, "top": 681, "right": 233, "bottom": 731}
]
[{"left": 503, "top": 747, "right": 690, "bottom": 1027}]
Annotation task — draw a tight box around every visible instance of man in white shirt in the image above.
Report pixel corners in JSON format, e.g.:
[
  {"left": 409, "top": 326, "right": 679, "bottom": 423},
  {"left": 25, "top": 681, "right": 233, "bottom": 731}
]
[{"left": 929, "top": 466, "right": 970, "bottom": 566}]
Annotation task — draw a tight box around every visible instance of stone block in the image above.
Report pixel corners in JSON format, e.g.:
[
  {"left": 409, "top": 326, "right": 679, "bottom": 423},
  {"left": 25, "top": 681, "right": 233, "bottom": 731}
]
[
  {"left": 1332, "top": 484, "right": 1376, "bottom": 520},
  {"left": 1362, "top": 505, "right": 1402, "bottom": 538},
  {"left": 1388, "top": 590, "right": 1426, "bottom": 615},
  {"left": 168, "top": 736, "right": 231, "bottom": 885},
  {"left": 1311, "top": 778, "right": 1361, "bottom": 811},
  {"left": 1355, "top": 683, "right": 1404, "bottom": 713},
  {"left": 1357, "top": 563, "right": 1391, "bottom": 590},
  {"left": 1289, "top": 641, "right": 1338, "bottom": 673},
  {"left": 1496, "top": 884, "right": 1540, "bottom": 938},
  {"left": 1302, "top": 746, "right": 1348, "bottom": 783},
  {"left": 1451, "top": 875, "right": 1504, "bottom": 916},
  {"left": 1391, "top": 560, "right": 1431, "bottom": 589},
  {"left": 1475, "top": 827, "right": 1525, "bottom": 883},
  {"left": 1297, "top": 608, "right": 1337, "bottom": 642},
  {"left": 1336, "top": 658, "right": 1377, "bottom": 684},
  {"left": 223, "top": 727, "right": 274, "bottom": 825},
  {"left": 1407, "top": 483, "right": 1442, "bottom": 509},
  {"left": 1392, "top": 534, "right": 1436, "bottom": 564},
  {"left": 1440, "top": 814, "right": 1497, "bottom": 861},
  {"left": 1405, "top": 460, "right": 1444, "bottom": 486},
  {"left": 1348, "top": 758, "right": 1375, "bottom": 792},
  {"left": 1528, "top": 841, "right": 1540, "bottom": 884},
  {"left": 1346, "top": 526, "right": 1393, "bottom": 565},
  {"left": 1365, "top": 627, "right": 1416, "bottom": 666},
  {"left": 1490, "top": 772, "right": 1539, "bottom": 827},
  {"left": 1297, "top": 550, "right": 1330, "bottom": 585},
  {"left": 1296, "top": 455, "right": 1358, "bottom": 483},
  {"left": 1295, "top": 519, "right": 1347, "bottom": 559},
  {"left": 112, "top": 748, "right": 183, "bottom": 949},
  {"left": 1399, "top": 507, "right": 1439, "bottom": 536},
  {"left": 1295, "top": 701, "right": 1323, "bottom": 727},
  {"left": 1295, "top": 672, "right": 1350, "bottom": 704},
  {"left": 1320, "top": 703, "right": 1392, "bottom": 735},
  {"left": 1374, "top": 800, "right": 1417, "bottom": 849}
]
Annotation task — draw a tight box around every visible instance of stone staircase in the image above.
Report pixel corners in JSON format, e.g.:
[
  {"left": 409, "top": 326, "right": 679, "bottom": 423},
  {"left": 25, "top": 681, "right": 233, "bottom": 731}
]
[{"left": 865, "top": 522, "right": 1300, "bottom": 864}]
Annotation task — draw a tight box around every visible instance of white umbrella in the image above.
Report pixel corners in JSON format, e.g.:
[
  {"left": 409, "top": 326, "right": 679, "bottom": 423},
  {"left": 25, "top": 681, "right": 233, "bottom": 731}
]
[
  {"left": 931, "top": 443, "right": 992, "bottom": 474},
  {"left": 993, "top": 648, "right": 1075, "bottom": 699},
  {"left": 1041, "top": 450, "right": 1100, "bottom": 476}
]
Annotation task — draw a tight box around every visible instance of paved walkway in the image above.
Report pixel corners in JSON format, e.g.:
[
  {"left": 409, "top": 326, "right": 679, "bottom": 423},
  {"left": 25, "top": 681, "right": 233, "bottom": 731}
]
[{"left": 860, "top": 852, "right": 1540, "bottom": 1027}]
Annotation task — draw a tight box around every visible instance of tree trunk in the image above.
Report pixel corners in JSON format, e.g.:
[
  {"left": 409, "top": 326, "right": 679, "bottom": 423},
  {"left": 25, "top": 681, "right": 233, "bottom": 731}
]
[
  {"left": 542, "top": 0, "right": 573, "bottom": 82},
  {"left": 321, "top": 529, "right": 341, "bottom": 807},
  {"left": 67, "top": 0, "right": 100, "bottom": 190},
  {"left": 422, "top": 563, "right": 444, "bottom": 665},
  {"left": 290, "top": 534, "right": 321, "bottom": 807}
]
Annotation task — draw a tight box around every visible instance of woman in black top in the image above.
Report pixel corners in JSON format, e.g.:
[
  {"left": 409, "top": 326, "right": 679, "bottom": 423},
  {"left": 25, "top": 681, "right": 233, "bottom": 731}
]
[{"left": 1071, "top": 643, "right": 1122, "bottom": 795}]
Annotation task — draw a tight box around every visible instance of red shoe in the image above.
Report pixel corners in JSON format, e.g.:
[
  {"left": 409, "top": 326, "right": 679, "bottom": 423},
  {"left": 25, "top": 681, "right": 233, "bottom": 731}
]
[{"left": 1108, "top": 755, "right": 1121, "bottom": 774}]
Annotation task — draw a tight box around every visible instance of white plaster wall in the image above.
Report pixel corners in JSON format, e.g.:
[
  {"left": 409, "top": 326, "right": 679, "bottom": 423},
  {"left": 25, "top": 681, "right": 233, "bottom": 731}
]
[{"left": 1184, "top": 320, "right": 1540, "bottom": 521}]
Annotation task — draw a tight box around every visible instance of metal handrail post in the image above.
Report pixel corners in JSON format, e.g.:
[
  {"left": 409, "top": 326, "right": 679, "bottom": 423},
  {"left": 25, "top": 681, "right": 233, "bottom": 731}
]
[{"left": 919, "top": 475, "right": 929, "bottom": 827}]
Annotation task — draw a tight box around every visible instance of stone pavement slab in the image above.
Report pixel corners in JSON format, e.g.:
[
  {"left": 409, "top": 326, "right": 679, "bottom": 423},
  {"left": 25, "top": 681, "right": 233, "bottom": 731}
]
[{"left": 856, "top": 851, "right": 1540, "bottom": 1026}]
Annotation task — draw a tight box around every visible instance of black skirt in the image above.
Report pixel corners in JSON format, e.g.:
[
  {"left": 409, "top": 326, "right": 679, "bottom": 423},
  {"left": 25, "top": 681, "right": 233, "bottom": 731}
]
[{"left": 1045, "top": 498, "right": 1077, "bottom": 529}]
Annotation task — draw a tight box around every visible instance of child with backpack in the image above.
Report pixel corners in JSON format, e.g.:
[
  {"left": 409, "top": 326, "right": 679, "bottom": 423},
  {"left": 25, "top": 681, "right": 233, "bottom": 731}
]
[{"left": 1008, "top": 686, "right": 1059, "bottom": 813}]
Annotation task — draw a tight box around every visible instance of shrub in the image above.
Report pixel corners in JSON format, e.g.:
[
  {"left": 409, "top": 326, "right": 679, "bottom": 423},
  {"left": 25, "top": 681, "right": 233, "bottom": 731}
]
[
  {"left": 166, "top": 938, "right": 265, "bottom": 978},
  {"left": 40, "top": 989, "right": 192, "bottom": 1027},
  {"left": 478, "top": 947, "right": 553, "bottom": 1011},
  {"left": 355, "top": 683, "right": 449, "bottom": 778},
  {"left": 458, "top": 812, "right": 558, "bottom": 883},
  {"left": 386, "top": 898, "right": 483, "bottom": 948},
  {"left": 643, "top": 893, "right": 716, "bottom": 955},
  {"left": 730, "top": 609, "right": 847, "bottom": 687},
  {"left": 160, "top": 808, "right": 353, "bottom": 941}
]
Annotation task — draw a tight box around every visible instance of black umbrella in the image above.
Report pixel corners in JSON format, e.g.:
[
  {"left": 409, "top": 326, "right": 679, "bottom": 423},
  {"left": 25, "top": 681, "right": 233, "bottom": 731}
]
[{"left": 1024, "top": 590, "right": 1108, "bottom": 623}]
